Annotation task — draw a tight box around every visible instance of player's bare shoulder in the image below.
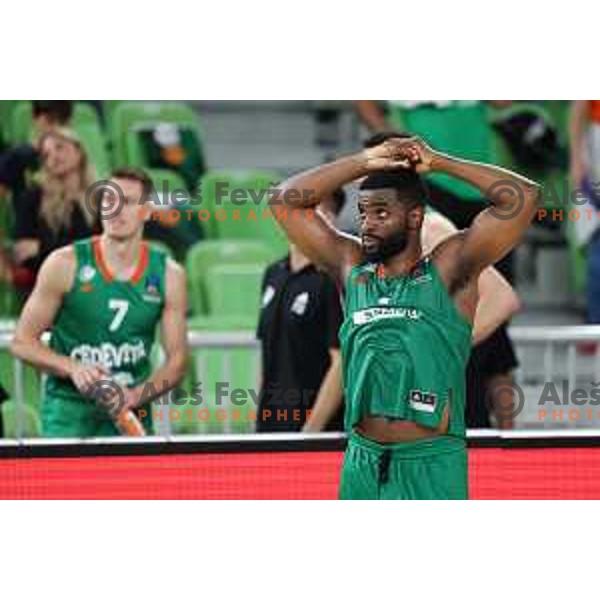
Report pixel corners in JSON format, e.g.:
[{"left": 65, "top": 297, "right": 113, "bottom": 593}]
[
  {"left": 165, "top": 257, "right": 186, "bottom": 286},
  {"left": 421, "top": 211, "right": 457, "bottom": 254},
  {"left": 38, "top": 245, "right": 77, "bottom": 294},
  {"left": 164, "top": 257, "right": 187, "bottom": 306}
]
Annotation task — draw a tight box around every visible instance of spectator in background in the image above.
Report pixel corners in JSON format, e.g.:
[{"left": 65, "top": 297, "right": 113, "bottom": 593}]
[
  {"left": 570, "top": 101, "right": 600, "bottom": 324},
  {"left": 256, "top": 191, "right": 346, "bottom": 433},
  {"left": 12, "top": 128, "right": 99, "bottom": 290},
  {"left": 0, "top": 101, "right": 74, "bottom": 199}
]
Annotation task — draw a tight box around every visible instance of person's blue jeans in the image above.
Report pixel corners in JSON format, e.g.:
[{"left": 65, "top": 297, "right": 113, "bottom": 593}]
[{"left": 588, "top": 231, "right": 600, "bottom": 323}]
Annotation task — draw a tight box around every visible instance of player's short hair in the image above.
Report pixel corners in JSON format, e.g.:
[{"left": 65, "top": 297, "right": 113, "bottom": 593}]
[
  {"left": 110, "top": 166, "right": 154, "bottom": 201},
  {"left": 361, "top": 131, "right": 428, "bottom": 207},
  {"left": 32, "top": 101, "right": 73, "bottom": 125}
]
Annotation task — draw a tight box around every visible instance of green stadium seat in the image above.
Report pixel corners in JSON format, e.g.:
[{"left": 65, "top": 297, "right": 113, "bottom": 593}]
[
  {"left": 1, "top": 400, "right": 41, "bottom": 438},
  {"left": 198, "top": 170, "right": 288, "bottom": 254},
  {"left": 0, "top": 349, "right": 43, "bottom": 410},
  {"left": 185, "top": 239, "right": 277, "bottom": 315},
  {"left": 204, "top": 262, "right": 264, "bottom": 320},
  {"left": 76, "top": 120, "right": 111, "bottom": 178},
  {"left": 0, "top": 281, "right": 20, "bottom": 318},
  {"left": 5, "top": 101, "right": 31, "bottom": 145},
  {"left": 109, "top": 102, "right": 206, "bottom": 190},
  {"left": 172, "top": 314, "right": 259, "bottom": 435},
  {"left": 0, "top": 101, "right": 22, "bottom": 146},
  {"left": 103, "top": 100, "right": 125, "bottom": 128}
]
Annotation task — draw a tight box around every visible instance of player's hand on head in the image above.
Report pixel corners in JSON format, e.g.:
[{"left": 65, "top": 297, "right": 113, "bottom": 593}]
[
  {"left": 389, "top": 136, "right": 436, "bottom": 174},
  {"left": 364, "top": 140, "right": 413, "bottom": 171}
]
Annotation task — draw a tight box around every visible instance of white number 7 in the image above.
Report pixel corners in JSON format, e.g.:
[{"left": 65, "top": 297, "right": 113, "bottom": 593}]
[{"left": 108, "top": 299, "right": 129, "bottom": 332}]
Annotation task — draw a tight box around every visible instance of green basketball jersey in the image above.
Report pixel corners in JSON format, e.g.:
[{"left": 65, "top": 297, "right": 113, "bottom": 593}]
[
  {"left": 45, "top": 237, "right": 167, "bottom": 401},
  {"left": 388, "top": 100, "right": 497, "bottom": 200},
  {"left": 339, "top": 258, "right": 472, "bottom": 436}
]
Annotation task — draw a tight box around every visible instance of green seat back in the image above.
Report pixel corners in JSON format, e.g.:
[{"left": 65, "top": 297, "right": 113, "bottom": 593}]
[
  {"left": 1, "top": 400, "right": 41, "bottom": 438},
  {"left": 185, "top": 239, "right": 276, "bottom": 315},
  {"left": 198, "top": 170, "right": 288, "bottom": 254},
  {"left": 204, "top": 263, "right": 264, "bottom": 320},
  {"left": 0, "top": 348, "right": 43, "bottom": 410},
  {"left": 109, "top": 102, "right": 205, "bottom": 179},
  {"left": 173, "top": 315, "right": 259, "bottom": 434}
]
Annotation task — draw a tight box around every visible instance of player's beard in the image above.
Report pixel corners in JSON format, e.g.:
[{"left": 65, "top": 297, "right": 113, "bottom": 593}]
[{"left": 363, "top": 229, "right": 409, "bottom": 263}]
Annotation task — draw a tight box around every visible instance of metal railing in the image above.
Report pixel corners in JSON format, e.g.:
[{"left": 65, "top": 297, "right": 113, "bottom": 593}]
[
  {"left": 2, "top": 324, "right": 600, "bottom": 439},
  {"left": 498, "top": 326, "right": 600, "bottom": 428}
]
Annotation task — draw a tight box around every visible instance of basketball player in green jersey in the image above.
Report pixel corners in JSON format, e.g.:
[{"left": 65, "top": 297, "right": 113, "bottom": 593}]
[
  {"left": 275, "top": 134, "right": 540, "bottom": 499},
  {"left": 10, "top": 167, "right": 188, "bottom": 437}
]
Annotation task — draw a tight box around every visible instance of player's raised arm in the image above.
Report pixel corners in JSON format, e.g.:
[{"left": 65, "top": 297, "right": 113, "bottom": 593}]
[
  {"left": 273, "top": 144, "right": 410, "bottom": 283},
  {"left": 125, "top": 259, "right": 188, "bottom": 409},
  {"left": 399, "top": 136, "right": 541, "bottom": 281},
  {"left": 422, "top": 211, "right": 522, "bottom": 345}
]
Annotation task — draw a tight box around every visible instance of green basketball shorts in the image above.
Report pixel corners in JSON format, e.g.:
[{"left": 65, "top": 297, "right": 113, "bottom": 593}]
[
  {"left": 42, "top": 394, "right": 153, "bottom": 438},
  {"left": 339, "top": 431, "right": 468, "bottom": 500}
]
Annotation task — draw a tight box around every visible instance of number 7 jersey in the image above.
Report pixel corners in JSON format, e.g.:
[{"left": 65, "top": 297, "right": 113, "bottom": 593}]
[{"left": 46, "top": 237, "right": 167, "bottom": 400}]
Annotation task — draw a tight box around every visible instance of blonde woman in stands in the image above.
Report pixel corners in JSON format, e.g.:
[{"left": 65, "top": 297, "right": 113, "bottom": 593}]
[{"left": 12, "top": 128, "right": 100, "bottom": 291}]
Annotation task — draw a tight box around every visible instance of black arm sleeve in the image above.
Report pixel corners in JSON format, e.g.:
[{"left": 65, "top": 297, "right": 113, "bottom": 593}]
[
  {"left": 0, "top": 144, "right": 38, "bottom": 189},
  {"left": 256, "top": 265, "right": 272, "bottom": 340},
  {"left": 323, "top": 275, "right": 343, "bottom": 350},
  {"left": 13, "top": 187, "right": 41, "bottom": 240}
]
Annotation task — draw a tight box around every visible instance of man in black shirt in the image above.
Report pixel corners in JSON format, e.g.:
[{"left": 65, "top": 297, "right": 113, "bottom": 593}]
[{"left": 256, "top": 191, "right": 345, "bottom": 432}]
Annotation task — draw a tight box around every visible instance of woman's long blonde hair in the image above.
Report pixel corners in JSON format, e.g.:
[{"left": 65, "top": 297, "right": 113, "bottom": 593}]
[{"left": 37, "top": 128, "right": 98, "bottom": 234}]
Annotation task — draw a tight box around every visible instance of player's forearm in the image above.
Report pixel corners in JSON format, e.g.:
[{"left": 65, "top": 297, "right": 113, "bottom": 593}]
[
  {"left": 431, "top": 153, "right": 541, "bottom": 215},
  {"left": 354, "top": 101, "right": 389, "bottom": 132},
  {"left": 472, "top": 270, "right": 522, "bottom": 346},
  {"left": 277, "top": 153, "right": 369, "bottom": 210},
  {"left": 569, "top": 101, "right": 589, "bottom": 166},
  {"left": 10, "top": 337, "right": 74, "bottom": 379},
  {"left": 129, "top": 351, "right": 187, "bottom": 408},
  {"left": 302, "top": 358, "right": 343, "bottom": 433}
]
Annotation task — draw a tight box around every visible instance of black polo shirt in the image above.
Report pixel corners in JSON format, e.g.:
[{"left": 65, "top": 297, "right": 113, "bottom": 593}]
[{"left": 256, "top": 256, "right": 344, "bottom": 432}]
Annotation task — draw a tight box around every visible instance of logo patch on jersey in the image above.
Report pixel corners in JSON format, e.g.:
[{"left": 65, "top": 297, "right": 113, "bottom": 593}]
[
  {"left": 262, "top": 285, "right": 275, "bottom": 308},
  {"left": 143, "top": 274, "right": 162, "bottom": 303},
  {"left": 410, "top": 273, "right": 432, "bottom": 286},
  {"left": 378, "top": 297, "right": 391, "bottom": 305},
  {"left": 409, "top": 260, "right": 432, "bottom": 285},
  {"left": 79, "top": 265, "right": 96, "bottom": 283},
  {"left": 291, "top": 292, "right": 309, "bottom": 316},
  {"left": 352, "top": 307, "right": 421, "bottom": 326},
  {"left": 409, "top": 389, "right": 437, "bottom": 413}
]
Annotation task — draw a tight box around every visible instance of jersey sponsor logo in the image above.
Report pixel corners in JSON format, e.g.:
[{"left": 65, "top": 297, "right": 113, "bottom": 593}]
[
  {"left": 290, "top": 292, "right": 309, "bottom": 316},
  {"left": 70, "top": 341, "right": 147, "bottom": 370},
  {"left": 409, "top": 389, "right": 437, "bottom": 413},
  {"left": 143, "top": 274, "right": 162, "bottom": 303},
  {"left": 262, "top": 285, "right": 275, "bottom": 308},
  {"left": 79, "top": 265, "right": 96, "bottom": 282},
  {"left": 378, "top": 297, "right": 391, "bottom": 305},
  {"left": 410, "top": 273, "right": 432, "bottom": 286},
  {"left": 78, "top": 265, "right": 96, "bottom": 292},
  {"left": 352, "top": 306, "right": 421, "bottom": 326}
]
